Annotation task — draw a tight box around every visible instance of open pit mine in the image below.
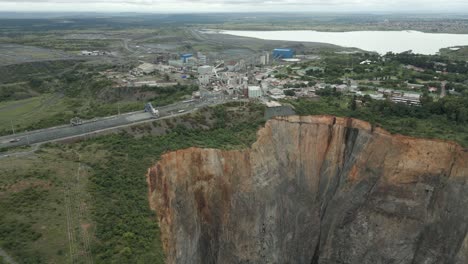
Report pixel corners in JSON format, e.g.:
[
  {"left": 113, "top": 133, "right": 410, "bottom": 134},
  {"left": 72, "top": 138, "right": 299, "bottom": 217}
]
[{"left": 147, "top": 115, "right": 468, "bottom": 264}]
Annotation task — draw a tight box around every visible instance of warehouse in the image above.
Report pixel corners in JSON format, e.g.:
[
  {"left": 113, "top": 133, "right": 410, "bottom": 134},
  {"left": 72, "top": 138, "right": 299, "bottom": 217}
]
[
  {"left": 180, "top": 53, "right": 193, "bottom": 63},
  {"left": 272, "top": 48, "right": 294, "bottom": 59}
]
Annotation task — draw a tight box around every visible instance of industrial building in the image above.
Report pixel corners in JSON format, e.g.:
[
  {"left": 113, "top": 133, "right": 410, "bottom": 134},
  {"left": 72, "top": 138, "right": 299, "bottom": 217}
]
[
  {"left": 260, "top": 51, "right": 270, "bottom": 65},
  {"left": 273, "top": 48, "right": 294, "bottom": 59},
  {"left": 198, "top": 74, "right": 211, "bottom": 86},
  {"left": 197, "top": 52, "right": 207, "bottom": 64},
  {"left": 198, "top": 65, "right": 213, "bottom": 75},
  {"left": 248, "top": 86, "right": 262, "bottom": 98},
  {"left": 181, "top": 53, "right": 193, "bottom": 63}
]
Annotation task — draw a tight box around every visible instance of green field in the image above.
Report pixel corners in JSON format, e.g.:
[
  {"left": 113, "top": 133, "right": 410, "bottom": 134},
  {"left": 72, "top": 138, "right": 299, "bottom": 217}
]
[{"left": 0, "top": 95, "right": 70, "bottom": 134}]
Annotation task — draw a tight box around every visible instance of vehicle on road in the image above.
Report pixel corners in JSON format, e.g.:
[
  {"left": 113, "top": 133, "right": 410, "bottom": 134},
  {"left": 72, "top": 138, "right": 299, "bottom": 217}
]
[
  {"left": 145, "top": 102, "right": 160, "bottom": 117},
  {"left": 9, "top": 138, "right": 20, "bottom": 143},
  {"left": 70, "top": 117, "right": 83, "bottom": 126},
  {"left": 177, "top": 109, "right": 186, "bottom": 113}
]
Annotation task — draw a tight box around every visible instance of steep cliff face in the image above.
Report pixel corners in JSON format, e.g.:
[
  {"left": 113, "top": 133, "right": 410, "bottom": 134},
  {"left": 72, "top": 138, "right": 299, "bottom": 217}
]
[{"left": 147, "top": 115, "right": 468, "bottom": 264}]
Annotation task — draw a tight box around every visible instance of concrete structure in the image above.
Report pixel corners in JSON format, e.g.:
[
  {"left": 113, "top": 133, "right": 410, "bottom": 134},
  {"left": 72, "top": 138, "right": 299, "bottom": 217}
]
[
  {"left": 133, "top": 81, "right": 158, "bottom": 87},
  {"left": 273, "top": 48, "right": 294, "bottom": 59},
  {"left": 137, "top": 63, "right": 157, "bottom": 74},
  {"left": 198, "top": 65, "right": 213, "bottom": 75},
  {"left": 169, "top": 60, "right": 184, "bottom": 68},
  {"left": 334, "top": 84, "right": 349, "bottom": 92},
  {"left": 185, "top": 57, "right": 198, "bottom": 65},
  {"left": 391, "top": 96, "right": 421, "bottom": 105},
  {"left": 269, "top": 88, "right": 284, "bottom": 96},
  {"left": 192, "top": 91, "right": 201, "bottom": 99},
  {"left": 282, "top": 58, "right": 301, "bottom": 62},
  {"left": 155, "top": 64, "right": 172, "bottom": 73},
  {"left": 197, "top": 52, "right": 207, "bottom": 64},
  {"left": 181, "top": 53, "right": 193, "bottom": 63},
  {"left": 198, "top": 75, "right": 211, "bottom": 86},
  {"left": 265, "top": 101, "right": 282, "bottom": 107},
  {"left": 260, "top": 52, "right": 270, "bottom": 65},
  {"left": 80, "top": 50, "right": 106, "bottom": 56},
  {"left": 248, "top": 86, "right": 262, "bottom": 98},
  {"left": 407, "top": 83, "right": 425, "bottom": 89}
]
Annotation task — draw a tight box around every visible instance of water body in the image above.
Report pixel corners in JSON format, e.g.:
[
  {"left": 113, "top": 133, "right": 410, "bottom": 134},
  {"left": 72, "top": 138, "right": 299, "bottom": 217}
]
[{"left": 219, "top": 30, "right": 468, "bottom": 55}]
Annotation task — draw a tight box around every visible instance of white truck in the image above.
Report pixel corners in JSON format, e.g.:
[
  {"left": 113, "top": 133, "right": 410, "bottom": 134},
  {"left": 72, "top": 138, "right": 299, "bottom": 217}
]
[{"left": 145, "top": 103, "right": 160, "bottom": 118}]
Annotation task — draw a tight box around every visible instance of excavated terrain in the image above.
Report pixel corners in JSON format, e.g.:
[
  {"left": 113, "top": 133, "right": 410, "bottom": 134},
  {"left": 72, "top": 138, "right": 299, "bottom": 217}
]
[{"left": 147, "top": 115, "right": 468, "bottom": 264}]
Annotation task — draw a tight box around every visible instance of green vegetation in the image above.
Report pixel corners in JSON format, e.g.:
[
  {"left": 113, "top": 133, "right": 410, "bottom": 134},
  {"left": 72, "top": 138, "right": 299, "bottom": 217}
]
[
  {"left": 0, "top": 102, "right": 265, "bottom": 264},
  {"left": 0, "top": 60, "right": 80, "bottom": 86},
  {"left": 83, "top": 102, "right": 264, "bottom": 263},
  {"left": 0, "top": 95, "right": 70, "bottom": 134},
  {"left": 440, "top": 46, "right": 468, "bottom": 60},
  {"left": 0, "top": 60, "right": 81, "bottom": 101},
  {"left": 288, "top": 51, "right": 468, "bottom": 148},
  {"left": 290, "top": 93, "right": 468, "bottom": 147},
  {"left": 0, "top": 146, "right": 94, "bottom": 264},
  {"left": 0, "top": 188, "right": 47, "bottom": 263},
  {"left": 0, "top": 58, "right": 200, "bottom": 135},
  {"left": 145, "top": 84, "right": 199, "bottom": 107},
  {"left": 298, "top": 52, "right": 468, "bottom": 96}
]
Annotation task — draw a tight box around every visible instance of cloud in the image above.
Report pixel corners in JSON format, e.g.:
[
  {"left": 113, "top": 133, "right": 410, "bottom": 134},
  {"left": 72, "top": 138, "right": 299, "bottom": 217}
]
[{"left": 0, "top": 0, "right": 468, "bottom": 12}]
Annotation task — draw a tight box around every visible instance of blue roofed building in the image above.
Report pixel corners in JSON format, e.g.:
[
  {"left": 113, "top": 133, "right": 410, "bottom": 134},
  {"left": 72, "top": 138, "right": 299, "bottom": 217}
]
[
  {"left": 180, "top": 53, "right": 193, "bottom": 63},
  {"left": 272, "top": 48, "right": 294, "bottom": 59}
]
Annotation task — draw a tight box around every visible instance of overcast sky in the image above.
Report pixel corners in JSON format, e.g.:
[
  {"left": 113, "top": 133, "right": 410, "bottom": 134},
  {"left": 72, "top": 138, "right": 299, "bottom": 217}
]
[{"left": 1, "top": 0, "right": 468, "bottom": 13}]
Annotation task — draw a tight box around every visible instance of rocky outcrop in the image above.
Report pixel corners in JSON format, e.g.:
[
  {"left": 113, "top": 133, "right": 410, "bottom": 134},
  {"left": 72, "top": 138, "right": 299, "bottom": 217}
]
[{"left": 147, "top": 115, "right": 468, "bottom": 264}]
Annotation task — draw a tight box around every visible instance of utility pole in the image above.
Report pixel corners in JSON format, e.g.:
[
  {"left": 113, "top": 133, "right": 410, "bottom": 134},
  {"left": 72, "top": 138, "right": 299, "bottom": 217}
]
[
  {"left": 10, "top": 120, "right": 15, "bottom": 136},
  {"left": 118, "top": 103, "right": 121, "bottom": 115},
  {"left": 25, "top": 130, "right": 30, "bottom": 145}
]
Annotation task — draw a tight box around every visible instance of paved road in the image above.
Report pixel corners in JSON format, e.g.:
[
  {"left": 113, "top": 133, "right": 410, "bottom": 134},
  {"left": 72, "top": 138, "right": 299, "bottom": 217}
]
[{"left": 0, "top": 95, "right": 235, "bottom": 151}]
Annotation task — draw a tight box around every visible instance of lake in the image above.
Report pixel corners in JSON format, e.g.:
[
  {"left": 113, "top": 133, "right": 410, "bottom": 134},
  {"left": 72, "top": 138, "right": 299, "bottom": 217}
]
[{"left": 219, "top": 30, "right": 468, "bottom": 55}]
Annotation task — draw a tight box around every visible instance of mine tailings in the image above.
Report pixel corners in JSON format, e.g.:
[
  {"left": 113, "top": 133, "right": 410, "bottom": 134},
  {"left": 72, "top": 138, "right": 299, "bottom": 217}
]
[{"left": 147, "top": 115, "right": 468, "bottom": 264}]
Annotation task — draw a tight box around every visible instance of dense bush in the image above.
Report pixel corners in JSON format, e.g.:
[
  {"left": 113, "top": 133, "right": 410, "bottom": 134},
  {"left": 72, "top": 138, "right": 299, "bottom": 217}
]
[
  {"left": 0, "top": 188, "right": 48, "bottom": 264},
  {"left": 291, "top": 96, "right": 468, "bottom": 147},
  {"left": 82, "top": 103, "right": 265, "bottom": 263}
]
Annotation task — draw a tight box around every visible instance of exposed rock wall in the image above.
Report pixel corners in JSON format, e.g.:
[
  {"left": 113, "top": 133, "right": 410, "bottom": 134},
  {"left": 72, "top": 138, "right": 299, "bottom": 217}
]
[{"left": 147, "top": 115, "right": 468, "bottom": 264}]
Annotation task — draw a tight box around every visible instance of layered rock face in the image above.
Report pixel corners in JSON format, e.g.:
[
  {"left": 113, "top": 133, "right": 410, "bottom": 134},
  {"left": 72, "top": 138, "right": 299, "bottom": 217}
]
[{"left": 147, "top": 116, "right": 468, "bottom": 264}]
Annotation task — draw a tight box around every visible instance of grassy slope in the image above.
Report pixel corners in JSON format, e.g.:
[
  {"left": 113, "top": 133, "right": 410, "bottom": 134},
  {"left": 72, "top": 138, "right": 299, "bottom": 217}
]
[
  {"left": 0, "top": 95, "right": 70, "bottom": 133},
  {"left": 0, "top": 102, "right": 265, "bottom": 264},
  {"left": 0, "top": 146, "right": 97, "bottom": 264}
]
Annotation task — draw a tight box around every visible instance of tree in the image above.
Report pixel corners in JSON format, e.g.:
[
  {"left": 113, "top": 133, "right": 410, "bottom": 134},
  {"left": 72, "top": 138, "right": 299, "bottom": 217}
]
[
  {"left": 420, "top": 91, "right": 433, "bottom": 106},
  {"left": 28, "top": 78, "right": 43, "bottom": 88},
  {"left": 284, "top": 90, "right": 295, "bottom": 96},
  {"left": 362, "top": 94, "right": 372, "bottom": 104},
  {"left": 457, "top": 107, "right": 468, "bottom": 124},
  {"left": 349, "top": 95, "right": 357, "bottom": 111}
]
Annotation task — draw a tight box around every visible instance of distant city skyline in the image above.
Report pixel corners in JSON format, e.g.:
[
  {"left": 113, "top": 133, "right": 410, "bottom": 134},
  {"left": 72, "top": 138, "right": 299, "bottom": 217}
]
[{"left": 1, "top": 0, "right": 468, "bottom": 13}]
